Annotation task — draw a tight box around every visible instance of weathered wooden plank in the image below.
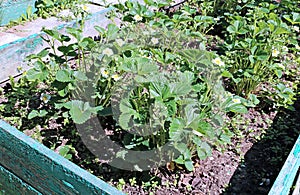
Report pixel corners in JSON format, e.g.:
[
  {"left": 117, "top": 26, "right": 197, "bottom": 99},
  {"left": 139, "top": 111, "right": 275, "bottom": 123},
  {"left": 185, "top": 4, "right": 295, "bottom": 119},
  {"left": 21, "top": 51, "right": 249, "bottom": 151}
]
[
  {"left": 0, "top": 33, "right": 44, "bottom": 82},
  {"left": 269, "top": 135, "right": 300, "bottom": 195},
  {"left": 0, "top": 120, "right": 125, "bottom": 195},
  {"left": 0, "top": 0, "right": 37, "bottom": 26},
  {"left": 0, "top": 164, "right": 41, "bottom": 194},
  {"left": 0, "top": 6, "right": 112, "bottom": 83},
  {"left": 292, "top": 172, "right": 300, "bottom": 195}
]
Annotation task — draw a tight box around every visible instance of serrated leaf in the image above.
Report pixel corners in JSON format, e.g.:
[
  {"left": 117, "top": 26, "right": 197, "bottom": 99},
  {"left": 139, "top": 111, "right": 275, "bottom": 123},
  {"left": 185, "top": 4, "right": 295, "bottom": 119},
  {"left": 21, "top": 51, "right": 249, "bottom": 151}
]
[
  {"left": 28, "top": 110, "right": 39, "bottom": 119},
  {"left": 73, "top": 71, "right": 88, "bottom": 81},
  {"left": 56, "top": 70, "right": 72, "bottom": 82},
  {"left": 69, "top": 100, "right": 92, "bottom": 124},
  {"left": 227, "top": 104, "right": 248, "bottom": 113},
  {"left": 197, "top": 146, "right": 206, "bottom": 160},
  {"left": 39, "top": 110, "right": 48, "bottom": 117},
  {"left": 170, "top": 82, "right": 192, "bottom": 96},
  {"left": 184, "top": 160, "right": 194, "bottom": 171},
  {"left": 107, "top": 23, "right": 119, "bottom": 40},
  {"left": 196, "top": 141, "right": 212, "bottom": 160},
  {"left": 118, "top": 113, "right": 133, "bottom": 130},
  {"left": 169, "top": 118, "right": 185, "bottom": 142}
]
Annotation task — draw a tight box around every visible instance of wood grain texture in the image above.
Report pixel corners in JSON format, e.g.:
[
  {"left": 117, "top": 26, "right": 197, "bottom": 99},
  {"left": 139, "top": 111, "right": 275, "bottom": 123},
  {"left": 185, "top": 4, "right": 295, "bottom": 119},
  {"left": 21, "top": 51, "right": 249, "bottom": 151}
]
[
  {"left": 0, "top": 7, "right": 112, "bottom": 83},
  {"left": 0, "top": 120, "right": 125, "bottom": 195},
  {"left": 269, "top": 135, "right": 300, "bottom": 195},
  {"left": 0, "top": 164, "right": 41, "bottom": 194}
]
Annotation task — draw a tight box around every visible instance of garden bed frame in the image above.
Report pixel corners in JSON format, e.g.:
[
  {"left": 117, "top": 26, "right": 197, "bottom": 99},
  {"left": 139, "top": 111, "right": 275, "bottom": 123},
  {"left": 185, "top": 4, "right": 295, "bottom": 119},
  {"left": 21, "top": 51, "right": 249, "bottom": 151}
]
[
  {"left": 0, "top": 120, "right": 124, "bottom": 194},
  {"left": 269, "top": 135, "right": 300, "bottom": 195},
  {"left": 0, "top": 0, "right": 37, "bottom": 26}
]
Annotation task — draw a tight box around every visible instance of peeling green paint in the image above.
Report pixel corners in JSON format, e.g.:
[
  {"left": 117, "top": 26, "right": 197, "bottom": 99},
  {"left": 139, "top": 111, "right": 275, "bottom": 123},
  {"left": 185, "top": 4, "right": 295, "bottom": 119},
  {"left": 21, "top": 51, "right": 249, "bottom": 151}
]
[
  {"left": 0, "top": 120, "right": 125, "bottom": 195},
  {"left": 0, "top": 164, "right": 41, "bottom": 194},
  {"left": 0, "top": 0, "right": 37, "bottom": 26},
  {"left": 0, "top": 7, "right": 112, "bottom": 83},
  {"left": 269, "top": 135, "right": 300, "bottom": 195}
]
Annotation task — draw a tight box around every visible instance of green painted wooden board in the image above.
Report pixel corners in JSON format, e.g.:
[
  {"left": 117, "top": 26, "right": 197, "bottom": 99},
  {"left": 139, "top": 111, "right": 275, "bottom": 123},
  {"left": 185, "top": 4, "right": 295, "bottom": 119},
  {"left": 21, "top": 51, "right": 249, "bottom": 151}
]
[
  {"left": 0, "top": 0, "right": 37, "bottom": 26},
  {"left": 0, "top": 120, "right": 125, "bottom": 195},
  {"left": 269, "top": 135, "right": 300, "bottom": 195},
  {"left": 0, "top": 164, "right": 41, "bottom": 194},
  {"left": 0, "top": 6, "right": 112, "bottom": 83}
]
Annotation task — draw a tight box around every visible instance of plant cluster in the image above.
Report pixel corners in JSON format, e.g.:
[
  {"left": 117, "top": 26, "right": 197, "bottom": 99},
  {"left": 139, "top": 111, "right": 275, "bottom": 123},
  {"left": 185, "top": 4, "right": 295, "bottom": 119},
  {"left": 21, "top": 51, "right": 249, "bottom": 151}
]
[{"left": 0, "top": 0, "right": 299, "bottom": 184}]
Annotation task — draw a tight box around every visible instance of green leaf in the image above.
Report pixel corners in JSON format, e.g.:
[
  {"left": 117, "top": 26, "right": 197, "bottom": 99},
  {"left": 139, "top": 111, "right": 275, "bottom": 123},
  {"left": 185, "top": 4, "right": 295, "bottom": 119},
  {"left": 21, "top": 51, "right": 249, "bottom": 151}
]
[
  {"left": 197, "top": 121, "right": 214, "bottom": 138},
  {"left": 43, "top": 28, "right": 61, "bottom": 41},
  {"left": 175, "top": 142, "right": 191, "bottom": 159},
  {"left": 59, "top": 146, "right": 70, "bottom": 156},
  {"left": 56, "top": 70, "right": 72, "bottom": 82},
  {"left": 37, "top": 49, "right": 49, "bottom": 58},
  {"left": 256, "top": 50, "right": 269, "bottom": 61},
  {"left": 184, "top": 104, "right": 199, "bottom": 126},
  {"left": 227, "top": 104, "right": 248, "bottom": 113},
  {"left": 69, "top": 100, "right": 93, "bottom": 124},
  {"left": 196, "top": 141, "right": 212, "bottom": 160},
  {"left": 79, "top": 37, "right": 96, "bottom": 49},
  {"left": 66, "top": 27, "right": 82, "bottom": 41},
  {"left": 94, "top": 26, "right": 105, "bottom": 35},
  {"left": 26, "top": 61, "right": 48, "bottom": 81},
  {"left": 28, "top": 110, "right": 39, "bottom": 119},
  {"left": 58, "top": 145, "right": 73, "bottom": 160},
  {"left": 26, "top": 68, "right": 48, "bottom": 81},
  {"left": 118, "top": 113, "right": 134, "bottom": 130},
  {"left": 144, "top": 0, "right": 155, "bottom": 6},
  {"left": 179, "top": 49, "right": 210, "bottom": 64},
  {"left": 118, "top": 98, "right": 137, "bottom": 130},
  {"left": 73, "top": 71, "right": 88, "bottom": 81},
  {"left": 184, "top": 160, "right": 194, "bottom": 171},
  {"left": 169, "top": 118, "right": 186, "bottom": 142},
  {"left": 248, "top": 94, "right": 260, "bottom": 106},
  {"left": 39, "top": 110, "right": 48, "bottom": 117},
  {"left": 170, "top": 82, "right": 192, "bottom": 96},
  {"left": 222, "top": 70, "right": 233, "bottom": 78},
  {"left": 120, "top": 57, "right": 158, "bottom": 75},
  {"left": 149, "top": 82, "right": 172, "bottom": 100},
  {"left": 107, "top": 23, "right": 119, "bottom": 40},
  {"left": 174, "top": 155, "right": 185, "bottom": 164},
  {"left": 197, "top": 146, "right": 206, "bottom": 160}
]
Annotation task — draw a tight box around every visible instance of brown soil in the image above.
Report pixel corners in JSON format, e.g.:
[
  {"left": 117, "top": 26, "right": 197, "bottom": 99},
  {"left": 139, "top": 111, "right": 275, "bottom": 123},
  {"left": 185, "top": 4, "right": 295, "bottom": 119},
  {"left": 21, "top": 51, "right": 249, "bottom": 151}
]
[{"left": 64, "top": 99, "right": 300, "bottom": 194}]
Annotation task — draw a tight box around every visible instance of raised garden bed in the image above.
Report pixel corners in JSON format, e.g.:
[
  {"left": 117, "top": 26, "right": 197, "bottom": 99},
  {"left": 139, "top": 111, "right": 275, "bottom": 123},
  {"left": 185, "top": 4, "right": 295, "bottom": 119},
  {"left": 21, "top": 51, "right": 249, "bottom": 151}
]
[
  {"left": 0, "top": 2, "right": 112, "bottom": 83},
  {"left": 0, "top": 0, "right": 300, "bottom": 194},
  {"left": 269, "top": 135, "right": 300, "bottom": 195},
  {"left": 0, "top": 0, "right": 37, "bottom": 26},
  {"left": 0, "top": 120, "right": 123, "bottom": 194}
]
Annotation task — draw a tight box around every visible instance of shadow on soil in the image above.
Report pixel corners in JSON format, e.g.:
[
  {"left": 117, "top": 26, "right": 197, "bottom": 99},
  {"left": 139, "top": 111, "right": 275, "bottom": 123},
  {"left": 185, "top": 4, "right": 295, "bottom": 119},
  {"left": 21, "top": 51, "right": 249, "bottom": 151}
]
[{"left": 224, "top": 99, "right": 300, "bottom": 195}]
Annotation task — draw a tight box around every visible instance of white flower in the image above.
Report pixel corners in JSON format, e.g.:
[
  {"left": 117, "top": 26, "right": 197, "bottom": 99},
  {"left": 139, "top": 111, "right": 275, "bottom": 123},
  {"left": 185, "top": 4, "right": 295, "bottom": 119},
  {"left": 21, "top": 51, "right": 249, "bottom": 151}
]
[
  {"left": 112, "top": 74, "right": 121, "bottom": 81},
  {"left": 133, "top": 15, "right": 143, "bottom": 22},
  {"left": 232, "top": 98, "right": 241, "bottom": 104},
  {"left": 40, "top": 93, "right": 51, "bottom": 103},
  {"left": 100, "top": 68, "right": 109, "bottom": 78},
  {"left": 212, "top": 57, "right": 225, "bottom": 66},
  {"left": 151, "top": 37, "right": 159, "bottom": 45},
  {"left": 272, "top": 49, "right": 280, "bottom": 57},
  {"left": 102, "top": 48, "right": 114, "bottom": 57},
  {"left": 116, "top": 39, "right": 125, "bottom": 47},
  {"left": 80, "top": 4, "right": 89, "bottom": 11},
  {"left": 282, "top": 46, "right": 288, "bottom": 52},
  {"left": 293, "top": 26, "right": 299, "bottom": 32},
  {"left": 296, "top": 45, "right": 300, "bottom": 50}
]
